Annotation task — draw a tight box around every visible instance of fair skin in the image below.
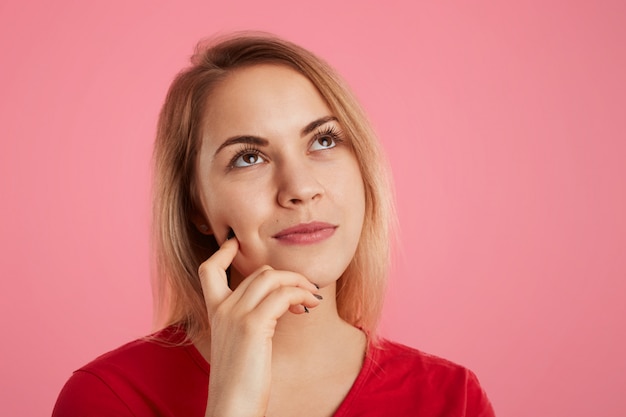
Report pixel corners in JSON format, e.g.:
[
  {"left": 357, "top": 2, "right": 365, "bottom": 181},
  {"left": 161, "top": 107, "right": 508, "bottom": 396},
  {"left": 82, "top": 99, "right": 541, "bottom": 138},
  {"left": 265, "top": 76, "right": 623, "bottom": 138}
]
[{"left": 193, "top": 64, "right": 368, "bottom": 417}]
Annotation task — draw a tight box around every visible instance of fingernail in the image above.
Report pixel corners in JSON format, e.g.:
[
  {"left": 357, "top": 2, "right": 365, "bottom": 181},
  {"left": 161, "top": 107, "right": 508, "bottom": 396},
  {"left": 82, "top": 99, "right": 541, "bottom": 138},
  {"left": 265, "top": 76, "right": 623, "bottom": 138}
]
[
  {"left": 303, "top": 306, "right": 310, "bottom": 313},
  {"left": 314, "top": 294, "right": 323, "bottom": 300}
]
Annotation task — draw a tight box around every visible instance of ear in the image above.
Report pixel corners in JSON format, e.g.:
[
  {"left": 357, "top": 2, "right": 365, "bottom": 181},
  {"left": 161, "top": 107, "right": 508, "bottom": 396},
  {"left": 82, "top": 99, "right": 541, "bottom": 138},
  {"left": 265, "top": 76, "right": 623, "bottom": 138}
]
[{"left": 190, "top": 212, "right": 213, "bottom": 235}]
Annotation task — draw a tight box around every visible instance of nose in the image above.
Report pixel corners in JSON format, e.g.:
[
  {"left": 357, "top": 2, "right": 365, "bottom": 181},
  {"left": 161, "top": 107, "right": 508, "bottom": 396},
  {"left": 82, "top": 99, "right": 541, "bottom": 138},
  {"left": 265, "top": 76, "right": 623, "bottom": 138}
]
[{"left": 276, "top": 159, "right": 324, "bottom": 208}]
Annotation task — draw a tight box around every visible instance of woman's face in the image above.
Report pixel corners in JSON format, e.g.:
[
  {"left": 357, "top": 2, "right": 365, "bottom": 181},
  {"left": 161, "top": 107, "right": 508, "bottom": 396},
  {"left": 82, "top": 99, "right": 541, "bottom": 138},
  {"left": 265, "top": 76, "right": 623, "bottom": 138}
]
[{"left": 194, "top": 64, "right": 365, "bottom": 287}]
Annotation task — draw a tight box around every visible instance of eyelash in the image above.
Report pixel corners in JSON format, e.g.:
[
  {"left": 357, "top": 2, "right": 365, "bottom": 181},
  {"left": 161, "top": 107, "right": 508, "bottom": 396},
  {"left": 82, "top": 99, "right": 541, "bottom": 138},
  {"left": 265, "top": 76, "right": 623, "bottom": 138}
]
[
  {"left": 227, "top": 125, "right": 345, "bottom": 169},
  {"left": 228, "top": 144, "right": 262, "bottom": 169},
  {"left": 312, "top": 125, "right": 344, "bottom": 148}
]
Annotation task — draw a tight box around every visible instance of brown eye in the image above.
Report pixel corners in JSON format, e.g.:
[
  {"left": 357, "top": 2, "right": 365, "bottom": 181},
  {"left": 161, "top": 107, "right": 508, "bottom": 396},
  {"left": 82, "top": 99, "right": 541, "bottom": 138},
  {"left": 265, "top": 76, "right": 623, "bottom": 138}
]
[
  {"left": 232, "top": 151, "right": 265, "bottom": 167},
  {"left": 310, "top": 135, "right": 336, "bottom": 151},
  {"left": 243, "top": 154, "right": 259, "bottom": 164}
]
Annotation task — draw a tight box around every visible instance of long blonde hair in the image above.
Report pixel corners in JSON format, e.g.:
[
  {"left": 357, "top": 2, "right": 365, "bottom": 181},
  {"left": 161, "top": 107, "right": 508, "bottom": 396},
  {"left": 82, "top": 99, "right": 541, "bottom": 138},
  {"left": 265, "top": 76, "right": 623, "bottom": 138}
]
[{"left": 152, "top": 33, "right": 395, "bottom": 342}]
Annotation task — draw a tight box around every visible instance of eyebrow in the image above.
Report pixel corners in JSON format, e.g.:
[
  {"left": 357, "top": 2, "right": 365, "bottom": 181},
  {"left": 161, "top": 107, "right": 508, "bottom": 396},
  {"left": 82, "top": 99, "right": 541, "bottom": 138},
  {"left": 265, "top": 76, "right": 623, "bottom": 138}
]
[
  {"left": 301, "top": 115, "right": 338, "bottom": 136},
  {"left": 213, "top": 136, "right": 269, "bottom": 158},
  {"left": 213, "top": 115, "right": 338, "bottom": 158}
]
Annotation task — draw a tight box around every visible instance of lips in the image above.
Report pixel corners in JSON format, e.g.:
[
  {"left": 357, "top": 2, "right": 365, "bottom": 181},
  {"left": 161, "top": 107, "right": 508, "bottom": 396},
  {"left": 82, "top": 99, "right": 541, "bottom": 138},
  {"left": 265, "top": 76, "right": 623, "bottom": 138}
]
[{"left": 272, "top": 221, "right": 337, "bottom": 245}]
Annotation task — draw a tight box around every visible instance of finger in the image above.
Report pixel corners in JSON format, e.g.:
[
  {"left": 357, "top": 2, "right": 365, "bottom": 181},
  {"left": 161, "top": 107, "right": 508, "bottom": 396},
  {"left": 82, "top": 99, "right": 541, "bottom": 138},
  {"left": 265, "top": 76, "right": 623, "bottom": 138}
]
[
  {"left": 224, "top": 264, "right": 273, "bottom": 305},
  {"left": 253, "top": 287, "right": 322, "bottom": 320},
  {"left": 235, "top": 267, "right": 319, "bottom": 297},
  {"left": 234, "top": 269, "right": 319, "bottom": 312},
  {"left": 199, "top": 238, "right": 239, "bottom": 312}
]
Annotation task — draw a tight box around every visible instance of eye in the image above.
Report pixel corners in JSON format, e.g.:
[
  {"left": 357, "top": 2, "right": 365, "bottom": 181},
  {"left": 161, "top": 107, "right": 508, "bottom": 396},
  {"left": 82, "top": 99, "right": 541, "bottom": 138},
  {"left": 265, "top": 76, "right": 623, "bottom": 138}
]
[
  {"left": 310, "top": 126, "right": 342, "bottom": 151},
  {"left": 231, "top": 149, "right": 266, "bottom": 168},
  {"left": 310, "top": 135, "right": 336, "bottom": 151}
]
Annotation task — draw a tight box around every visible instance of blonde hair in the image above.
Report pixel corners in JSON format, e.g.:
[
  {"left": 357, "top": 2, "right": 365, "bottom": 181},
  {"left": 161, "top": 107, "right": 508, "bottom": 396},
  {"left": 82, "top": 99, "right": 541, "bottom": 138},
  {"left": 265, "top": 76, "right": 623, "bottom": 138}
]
[{"left": 152, "top": 33, "right": 395, "bottom": 342}]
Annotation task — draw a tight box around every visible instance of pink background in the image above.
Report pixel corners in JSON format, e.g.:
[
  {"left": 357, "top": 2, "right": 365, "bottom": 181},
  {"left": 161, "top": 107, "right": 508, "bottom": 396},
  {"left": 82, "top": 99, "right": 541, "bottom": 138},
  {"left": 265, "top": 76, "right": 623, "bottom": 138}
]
[{"left": 1, "top": 1, "right": 625, "bottom": 415}]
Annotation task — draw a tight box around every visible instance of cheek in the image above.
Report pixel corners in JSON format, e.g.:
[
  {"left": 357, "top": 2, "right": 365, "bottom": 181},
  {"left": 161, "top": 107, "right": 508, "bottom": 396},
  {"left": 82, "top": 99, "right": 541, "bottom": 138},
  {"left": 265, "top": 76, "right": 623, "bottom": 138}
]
[
  {"left": 203, "top": 180, "right": 270, "bottom": 235},
  {"left": 347, "top": 166, "right": 367, "bottom": 237},
  {"left": 340, "top": 161, "right": 366, "bottom": 209}
]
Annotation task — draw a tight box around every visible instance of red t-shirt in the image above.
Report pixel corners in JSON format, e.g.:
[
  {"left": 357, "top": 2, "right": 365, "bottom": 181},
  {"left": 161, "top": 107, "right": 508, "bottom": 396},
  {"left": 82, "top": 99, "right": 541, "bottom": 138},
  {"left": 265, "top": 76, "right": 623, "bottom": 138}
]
[{"left": 53, "top": 327, "right": 495, "bottom": 416}]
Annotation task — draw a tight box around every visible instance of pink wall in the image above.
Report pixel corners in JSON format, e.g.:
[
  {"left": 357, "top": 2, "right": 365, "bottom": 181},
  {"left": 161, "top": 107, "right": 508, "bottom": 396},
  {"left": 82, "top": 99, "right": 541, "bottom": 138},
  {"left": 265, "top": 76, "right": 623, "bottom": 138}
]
[{"left": 1, "top": 1, "right": 625, "bottom": 415}]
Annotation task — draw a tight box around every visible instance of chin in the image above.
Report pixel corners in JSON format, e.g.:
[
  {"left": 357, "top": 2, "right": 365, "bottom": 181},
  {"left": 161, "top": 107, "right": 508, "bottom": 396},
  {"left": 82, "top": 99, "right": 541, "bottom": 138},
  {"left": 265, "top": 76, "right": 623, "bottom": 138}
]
[
  {"left": 273, "top": 257, "right": 350, "bottom": 286},
  {"left": 232, "top": 254, "right": 348, "bottom": 286},
  {"left": 232, "top": 238, "right": 358, "bottom": 283}
]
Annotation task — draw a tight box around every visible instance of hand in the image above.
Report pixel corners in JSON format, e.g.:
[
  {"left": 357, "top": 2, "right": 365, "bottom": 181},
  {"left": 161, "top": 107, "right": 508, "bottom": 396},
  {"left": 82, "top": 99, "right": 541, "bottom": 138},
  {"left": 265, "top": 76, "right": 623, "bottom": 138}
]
[{"left": 200, "top": 237, "right": 322, "bottom": 417}]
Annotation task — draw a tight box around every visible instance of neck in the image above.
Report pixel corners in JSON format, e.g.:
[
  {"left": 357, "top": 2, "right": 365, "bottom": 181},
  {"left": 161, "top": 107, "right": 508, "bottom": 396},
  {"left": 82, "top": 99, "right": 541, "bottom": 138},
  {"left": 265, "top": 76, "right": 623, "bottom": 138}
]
[
  {"left": 270, "top": 283, "right": 356, "bottom": 357},
  {"left": 269, "top": 283, "right": 367, "bottom": 381},
  {"left": 194, "top": 282, "right": 367, "bottom": 369}
]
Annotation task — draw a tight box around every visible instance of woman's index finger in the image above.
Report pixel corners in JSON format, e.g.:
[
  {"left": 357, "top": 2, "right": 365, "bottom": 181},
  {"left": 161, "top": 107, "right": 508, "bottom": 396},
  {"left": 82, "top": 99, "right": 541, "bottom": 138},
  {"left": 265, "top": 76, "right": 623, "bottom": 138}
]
[{"left": 198, "top": 237, "right": 239, "bottom": 310}]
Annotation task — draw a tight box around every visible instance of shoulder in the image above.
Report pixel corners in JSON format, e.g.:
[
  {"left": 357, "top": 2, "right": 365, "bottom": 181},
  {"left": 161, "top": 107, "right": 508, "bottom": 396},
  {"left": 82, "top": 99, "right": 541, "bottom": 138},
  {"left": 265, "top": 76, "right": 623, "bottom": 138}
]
[
  {"left": 52, "top": 326, "right": 209, "bottom": 417},
  {"left": 82, "top": 325, "right": 203, "bottom": 374},
  {"left": 345, "top": 338, "right": 495, "bottom": 416},
  {"left": 371, "top": 338, "right": 471, "bottom": 375}
]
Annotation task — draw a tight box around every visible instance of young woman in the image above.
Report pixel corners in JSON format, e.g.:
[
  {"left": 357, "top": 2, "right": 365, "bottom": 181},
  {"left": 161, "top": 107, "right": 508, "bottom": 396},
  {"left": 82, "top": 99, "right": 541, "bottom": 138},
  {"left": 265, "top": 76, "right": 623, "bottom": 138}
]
[{"left": 53, "top": 33, "right": 495, "bottom": 417}]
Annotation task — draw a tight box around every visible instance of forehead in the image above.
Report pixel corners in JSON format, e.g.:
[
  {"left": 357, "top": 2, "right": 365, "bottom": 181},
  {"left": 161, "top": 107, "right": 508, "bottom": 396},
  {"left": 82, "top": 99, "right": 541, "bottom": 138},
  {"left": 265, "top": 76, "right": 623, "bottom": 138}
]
[{"left": 202, "top": 64, "right": 332, "bottom": 140}]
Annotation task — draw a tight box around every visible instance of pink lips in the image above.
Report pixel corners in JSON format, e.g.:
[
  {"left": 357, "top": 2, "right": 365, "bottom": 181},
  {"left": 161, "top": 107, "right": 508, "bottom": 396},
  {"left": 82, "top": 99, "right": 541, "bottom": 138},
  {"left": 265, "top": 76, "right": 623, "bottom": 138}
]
[{"left": 272, "top": 221, "right": 337, "bottom": 245}]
